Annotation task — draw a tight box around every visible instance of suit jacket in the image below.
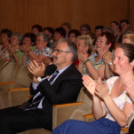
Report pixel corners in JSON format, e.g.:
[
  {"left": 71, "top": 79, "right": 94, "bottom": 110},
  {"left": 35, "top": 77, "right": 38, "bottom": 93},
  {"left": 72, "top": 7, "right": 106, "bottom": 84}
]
[{"left": 29, "top": 63, "right": 82, "bottom": 130}]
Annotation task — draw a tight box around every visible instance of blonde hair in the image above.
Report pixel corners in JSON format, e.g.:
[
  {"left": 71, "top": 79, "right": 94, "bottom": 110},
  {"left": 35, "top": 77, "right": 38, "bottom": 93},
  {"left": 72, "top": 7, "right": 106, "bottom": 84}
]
[
  {"left": 77, "top": 35, "right": 93, "bottom": 54},
  {"left": 122, "top": 34, "right": 134, "bottom": 44}
]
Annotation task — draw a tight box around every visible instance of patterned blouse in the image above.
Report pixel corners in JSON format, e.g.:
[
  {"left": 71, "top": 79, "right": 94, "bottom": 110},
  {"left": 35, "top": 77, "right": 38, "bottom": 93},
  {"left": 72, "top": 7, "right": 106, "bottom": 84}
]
[
  {"left": 0, "top": 45, "right": 10, "bottom": 60},
  {"left": 83, "top": 53, "right": 104, "bottom": 75},
  {"left": 26, "top": 47, "right": 52, "bottom": 65},
  {"left": 104, "top": 76, "right": 132, "bottom": 121}
]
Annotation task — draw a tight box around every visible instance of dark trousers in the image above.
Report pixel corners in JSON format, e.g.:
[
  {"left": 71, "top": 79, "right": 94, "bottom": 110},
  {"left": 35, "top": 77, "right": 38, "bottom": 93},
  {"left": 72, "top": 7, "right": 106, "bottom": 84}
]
[{"left": 0, "top": 106, "right": 52, "bottom": 134}]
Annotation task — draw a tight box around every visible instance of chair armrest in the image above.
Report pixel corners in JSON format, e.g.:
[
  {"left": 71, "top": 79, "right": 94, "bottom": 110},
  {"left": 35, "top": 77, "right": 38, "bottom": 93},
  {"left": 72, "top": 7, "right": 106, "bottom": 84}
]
[
  {"left": 8, "top": 87, "right": 29, "bottom": 91},
  {"left": 0, "top": 81, "right": 15, "bottom": 85},
  {"left": 8, "top": 88, "right": 30, "bottom": 107},
  {"left": 52, "top": 102, "right": 83, "bottom": 129},
  {"left": 83, "top": 114, "right": 95, "bottom": 122},
  {"left": 120, "top": 127, "right": 128, "bottom": 133}
]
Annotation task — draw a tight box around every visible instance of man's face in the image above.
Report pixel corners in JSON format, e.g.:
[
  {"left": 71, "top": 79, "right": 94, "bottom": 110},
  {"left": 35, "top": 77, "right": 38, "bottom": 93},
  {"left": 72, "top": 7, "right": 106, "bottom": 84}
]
[
  {"left": 95, "top": 29, "right": 102, "bottom": 38},
  {"left": 80, "top": 27, "right": 89, "bottom": 35},
  {"left": 52, "top": 42, "right": 71, "bottom": 69},
  {"left": 121, "top": 22, "right": 129, "bottom": 33}
]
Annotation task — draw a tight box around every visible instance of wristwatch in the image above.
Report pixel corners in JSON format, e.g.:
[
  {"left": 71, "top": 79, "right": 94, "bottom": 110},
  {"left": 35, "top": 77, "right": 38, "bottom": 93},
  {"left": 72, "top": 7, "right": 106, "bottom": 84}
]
[
  {"left": 37, "top": 77, "right": 42, "bottom": 82},
  {"left": 108, "top": 62, "right": 112, "bottom": 66}
]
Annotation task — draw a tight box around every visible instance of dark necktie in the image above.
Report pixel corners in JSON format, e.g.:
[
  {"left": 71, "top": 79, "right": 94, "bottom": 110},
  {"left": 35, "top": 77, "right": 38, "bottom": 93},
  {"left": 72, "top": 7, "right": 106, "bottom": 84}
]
[{"left": 25, "top": 70, "right": 59, "bottom": 110}]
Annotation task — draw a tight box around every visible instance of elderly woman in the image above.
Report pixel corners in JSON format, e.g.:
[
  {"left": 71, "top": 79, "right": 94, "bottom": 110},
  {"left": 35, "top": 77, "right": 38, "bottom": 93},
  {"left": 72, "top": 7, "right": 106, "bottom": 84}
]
[
  {"left": 68, "top": 29, "right": 81, "bottom": 44},
  {"left": 78, "top": 31, "right": 115, "bottom": 80},
  {"left": 8, "top": 32, "right": 23, "bottom": 64},
  {"left": 21, "top": 33, "right": 52, "bottom": 65},
  {"left": 53, "top": 43, "right": 133, "bottom": 134},
  {"left": 0, "top": 29, "right": 12, "bottom": 61}
]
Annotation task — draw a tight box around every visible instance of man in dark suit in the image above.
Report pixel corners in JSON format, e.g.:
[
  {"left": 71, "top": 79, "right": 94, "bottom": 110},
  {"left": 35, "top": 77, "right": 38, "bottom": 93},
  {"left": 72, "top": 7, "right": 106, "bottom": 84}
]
[{"left": 0, "top": 39, "right": 82, "bottom": 134}]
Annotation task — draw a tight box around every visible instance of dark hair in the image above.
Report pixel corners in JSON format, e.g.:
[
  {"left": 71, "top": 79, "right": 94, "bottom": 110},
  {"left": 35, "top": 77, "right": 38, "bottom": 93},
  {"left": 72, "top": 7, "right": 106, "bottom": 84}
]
[
  {"left": 68, "top": 29, "right": 81, "bottom": 37},
  {"left": 111, "top": 21, "right": 119, "bottom": 25},
  {"left": 95, "top": 25, "right": 104, "bottom": 31},
  {"left": 80, "top": 24, "right": 91, "bottom": 32},
  {"left": 55, "top": 27, "right": 66, "bottom": 37},
  {"left": 120, "top": 20, "right": 130, "bottom": 24},
  {"left": 32, "top": 24, "right": 43, "bottom": 32},
  {"left": 116, "top": 43, "right": 134, "bottom": 62},
  {"left": 43, "top": 27, "right": 54, "bottom": 37},
  {"left": 57, "top": 39, "right": 77, "bottom": 62},
  {"left": 99, "top": 31, "right": 116, "bottom": 49},
  {"left": 61, "top": 23, "right": 71, "bottom": 30},
  {"left": 1, "top": 29, "right": 12, "bottom": 38},
  {"left": 23, "top": 32, "right": 36, "bottom": 45}
]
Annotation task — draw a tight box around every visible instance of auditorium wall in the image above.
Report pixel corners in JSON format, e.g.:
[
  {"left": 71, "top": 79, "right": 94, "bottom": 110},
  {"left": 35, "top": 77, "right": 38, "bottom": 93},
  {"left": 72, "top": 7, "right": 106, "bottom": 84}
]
[{"left": 0, "top": 0, "right": 133, "bottom": 34}]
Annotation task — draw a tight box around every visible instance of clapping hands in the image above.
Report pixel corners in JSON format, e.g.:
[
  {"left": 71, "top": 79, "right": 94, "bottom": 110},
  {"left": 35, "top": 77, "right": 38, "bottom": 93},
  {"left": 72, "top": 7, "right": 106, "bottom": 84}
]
[{"left": 82, "top": 75, "right": 109, "bottom": 100}]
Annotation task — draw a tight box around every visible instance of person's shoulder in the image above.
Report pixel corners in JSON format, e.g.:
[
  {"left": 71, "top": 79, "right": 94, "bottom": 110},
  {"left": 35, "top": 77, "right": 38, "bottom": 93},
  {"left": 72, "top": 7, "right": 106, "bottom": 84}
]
[
  {"left": 65, "top": 64, "right": 82, "bottom": 78},
  {"left": 106, "top": 76, "right": 118, "bottom": 84}
]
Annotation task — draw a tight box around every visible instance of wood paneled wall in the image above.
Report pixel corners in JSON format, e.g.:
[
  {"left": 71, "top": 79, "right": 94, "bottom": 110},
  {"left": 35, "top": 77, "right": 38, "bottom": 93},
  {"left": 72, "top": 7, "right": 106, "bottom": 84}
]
[{"left": 0, "top": 0, "right": 133, "bottom": 34}]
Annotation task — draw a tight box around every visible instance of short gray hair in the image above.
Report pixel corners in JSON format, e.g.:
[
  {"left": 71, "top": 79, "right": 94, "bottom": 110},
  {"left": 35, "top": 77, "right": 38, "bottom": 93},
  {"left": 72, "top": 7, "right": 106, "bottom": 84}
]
[
  {"left": 36, "top": 32, "right": 50, "bottom": 42},
  {"left": 12, "top": 32, "right": 23, "bottom": 45},
  {"left": 57, "top": 39, "right": 77, "bottom": 62}
]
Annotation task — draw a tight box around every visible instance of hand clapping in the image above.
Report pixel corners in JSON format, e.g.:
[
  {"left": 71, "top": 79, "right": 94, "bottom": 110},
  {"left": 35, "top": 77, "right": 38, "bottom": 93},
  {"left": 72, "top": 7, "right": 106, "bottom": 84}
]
[{"left": 28, "top": 60, "right": 46, "bottom": 77}]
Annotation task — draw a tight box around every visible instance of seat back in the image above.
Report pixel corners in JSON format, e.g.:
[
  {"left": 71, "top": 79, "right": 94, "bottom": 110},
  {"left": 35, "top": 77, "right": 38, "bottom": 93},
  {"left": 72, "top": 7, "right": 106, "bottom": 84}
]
[
  {"left": 0, "top": 62, "right": 21, "bottom": 82},
  {"left": 14, "top": 65, "right": 33, "bottom": 88}
]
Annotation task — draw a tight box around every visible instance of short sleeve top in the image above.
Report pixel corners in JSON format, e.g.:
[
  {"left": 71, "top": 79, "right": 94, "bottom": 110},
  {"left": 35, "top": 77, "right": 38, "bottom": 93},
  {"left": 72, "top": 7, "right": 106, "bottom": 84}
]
[
  {"left": 83, "top": 53, "right": 104, "bottom": 75},
  {"left": 104, "top": 76, "right": 132, "bottom": 121}
]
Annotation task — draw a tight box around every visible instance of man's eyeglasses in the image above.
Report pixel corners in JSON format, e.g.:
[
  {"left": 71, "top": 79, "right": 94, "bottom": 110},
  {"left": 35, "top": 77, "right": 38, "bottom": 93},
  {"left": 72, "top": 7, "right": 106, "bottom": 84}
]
[{"left": 53, "top": 49, "right": 71, "bottom": 54}]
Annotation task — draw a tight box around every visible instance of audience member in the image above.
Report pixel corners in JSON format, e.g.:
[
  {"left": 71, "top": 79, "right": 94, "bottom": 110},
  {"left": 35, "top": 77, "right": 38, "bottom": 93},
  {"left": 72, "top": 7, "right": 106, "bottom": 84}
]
[
  {"left": 8, "top": 32, "right": 23, "bottom": 64},
  {"left": 110, "top": 21, "right": 122, "bottom": 43},
  {"left": 80, "top": 24, "right": 91, "bottom": 35},
  {"left": 122, "top": 34, "right": 134, "bottom": 44},
  {"left": 22, "top": 33, "right": 52, "bottom": 65},
  {"left": 61, "top": 23, "right": 71, "bottom": 39},
  {"left": 95, "top": 25, "right": 104, "bottom": 38},
  {"left": 43, "top": 27, "right": 54, "bottom": 49},
  {"left": 78, "top": 32, "right": 115, "bottom": 80},
  {"left": 68, "top": 29, "right": 81, "bottom": 44},
  {"left": 20, "top": 32, "right": 36, "bottom": 65},
  {"left": 120, "top": 20, "right": 131, "bottom": 35},
  {"left": 0, "top": 39, "right": 82, "bottom": 133},
  {"left": 102, "top": 27, "right": 113, "bottom": 33},
  {"left": 74, "top": 35, "right": 93, "bottom": 67},
  {"left": 32, "top": 24, "right": 43, "bottom": 35},
  {"left": 52, "top": 43, "right": 133, "bottom": 134},
  {"left": 53, "top": 27, "right": 66, "bottom": 46},
  {"left": 0, "top": 29, "right": 12, "bottom": 61}
]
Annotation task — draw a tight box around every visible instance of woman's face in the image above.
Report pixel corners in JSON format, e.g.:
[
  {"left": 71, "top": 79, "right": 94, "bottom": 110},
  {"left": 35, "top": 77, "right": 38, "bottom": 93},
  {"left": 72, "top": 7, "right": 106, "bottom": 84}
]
[
  {"left": 10, "top": 35, "right": 20, "bottom": 46},
  {"left": 96, "top": 35, "right": 110, "bottom": 53},
  {"left": 122, "top": 38, "right": 132, "bottom": 44},
  {"left": 113, "top": 48, "right": 132, "bottom": 75},
  {"left": 1, "top": 33, "right": 9, "bottom": 44},
  {"left": 23, "top": 37, "right": 32, "bottom": 46},
  {"left": 32, "top": 28, "right": 39, "bottom": 35},
  {"left": 53, "top": 32, "right": 62, "bottom": 41},
  {"left": 69, "top": 33, "right": 77, "bottom": 43}
]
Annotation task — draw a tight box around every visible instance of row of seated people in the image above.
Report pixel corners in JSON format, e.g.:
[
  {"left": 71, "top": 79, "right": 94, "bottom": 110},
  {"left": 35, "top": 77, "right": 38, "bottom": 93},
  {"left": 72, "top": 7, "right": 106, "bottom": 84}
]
[
  {"left": 0, "top": 20, "right": 134, "bottom": 133},
  {"left": 0, "top": 19, "right": 133, "bottom": 67},
  {"left": 0, "top": 38, "right": 134, "bottom": 134}
]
